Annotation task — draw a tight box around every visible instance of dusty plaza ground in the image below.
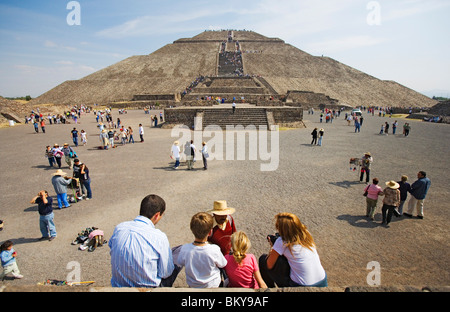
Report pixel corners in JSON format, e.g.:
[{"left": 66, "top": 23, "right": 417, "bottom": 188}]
[{"left": 0, "top": 107, "right": 449, "bottom": 290}]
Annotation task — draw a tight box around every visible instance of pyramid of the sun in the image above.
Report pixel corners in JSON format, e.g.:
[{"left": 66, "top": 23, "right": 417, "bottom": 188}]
[{"left": 30, "top": 30, "right": 436, "bottom": 108}]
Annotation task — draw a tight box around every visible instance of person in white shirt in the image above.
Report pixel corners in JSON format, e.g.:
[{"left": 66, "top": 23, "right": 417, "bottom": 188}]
[
  {"left": 259, "top": 212, "right": 327, "bottom": 287},
  {"left": 171, "top": 141, "right": 181, "bottom": 169},
  {"left": 139, "top": 124, "right": 144, "bottom": 142},
  {"left": 175, "top": 212, "right": 227, "bottom": 288},
  {"left": 201, "top": 141, "right": 208, "bottom": 170}
]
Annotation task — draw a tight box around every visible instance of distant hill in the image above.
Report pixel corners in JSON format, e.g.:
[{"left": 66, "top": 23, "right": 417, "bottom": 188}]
[{"left": 30, "top": 30, "right": 437, "bottom": 109}]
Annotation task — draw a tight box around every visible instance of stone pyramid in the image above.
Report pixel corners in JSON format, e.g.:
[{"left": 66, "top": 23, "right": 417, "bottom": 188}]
[{"left": 30, "top": 30, "right": 436, "bottom": 108}]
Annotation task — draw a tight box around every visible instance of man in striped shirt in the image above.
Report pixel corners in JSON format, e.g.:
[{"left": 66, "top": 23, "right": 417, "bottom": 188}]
[{"left": 109, "top": 194, "right": 180, "bottom": 287}]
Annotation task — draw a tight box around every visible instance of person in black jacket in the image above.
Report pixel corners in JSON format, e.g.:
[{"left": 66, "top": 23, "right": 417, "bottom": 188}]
[
  {"left": 30, "top": 190, "right": 57, "bottom": 241},
  {"left": 311, "top": 128, "right": 318, "bottom": 145}
]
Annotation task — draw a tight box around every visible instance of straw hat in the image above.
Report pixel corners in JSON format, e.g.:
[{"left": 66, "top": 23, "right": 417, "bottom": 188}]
[
  {"left": 52, "top": 169, "right": 67, "bottom": 176},
  {"left": 385, "top": 180, "right": 400, "bottom": 189},
  {"left": 207, "top": 200, "right": 235, "bottom": 215},
  {"left": 364, "top": 152, "right": 371, "bottom": 156},
  {"left": 173, "top": 141, "right": 179, "bottom": 145}
]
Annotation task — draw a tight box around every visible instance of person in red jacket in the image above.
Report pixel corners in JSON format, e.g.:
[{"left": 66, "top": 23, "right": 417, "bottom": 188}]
[{"left": 207, "top": 200, "right": 237, "bottom": 255}]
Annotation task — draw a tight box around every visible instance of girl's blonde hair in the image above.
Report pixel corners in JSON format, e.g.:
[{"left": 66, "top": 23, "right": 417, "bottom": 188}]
[
  {"left": 275, "top": 212, "right": 315, "bottom": 251},
  {"left": 230, "top": 231, "right": 251, "bottom": 265}
]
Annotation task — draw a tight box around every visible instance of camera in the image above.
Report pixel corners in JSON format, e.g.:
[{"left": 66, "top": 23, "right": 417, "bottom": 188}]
[{"left": 267, "top": 233, "right": 280, "bottom": 245}]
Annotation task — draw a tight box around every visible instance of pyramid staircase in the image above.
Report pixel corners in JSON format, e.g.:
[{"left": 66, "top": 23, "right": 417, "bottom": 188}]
[{"left": 198, "top": 107, "right": 269, "bottom": 130}]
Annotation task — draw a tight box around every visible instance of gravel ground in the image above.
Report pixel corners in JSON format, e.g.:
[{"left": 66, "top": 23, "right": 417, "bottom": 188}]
[{"left": 0, "top": 108, "right": 448, "bottom": 289}]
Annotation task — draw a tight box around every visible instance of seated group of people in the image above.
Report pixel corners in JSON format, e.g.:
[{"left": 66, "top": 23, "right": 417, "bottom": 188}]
[{"left": 108, "top": 195, "right": 327, "bottom": 289}]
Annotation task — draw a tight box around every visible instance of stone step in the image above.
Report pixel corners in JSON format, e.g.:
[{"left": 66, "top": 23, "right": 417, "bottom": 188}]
[{"left": 201, "top": 108, "right": 269, "bottom": 129}]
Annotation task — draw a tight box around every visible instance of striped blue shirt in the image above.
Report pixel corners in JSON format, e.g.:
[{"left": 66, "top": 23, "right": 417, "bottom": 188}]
[{"left": 108, "top": 215, "right": 174, "bottom": 287}]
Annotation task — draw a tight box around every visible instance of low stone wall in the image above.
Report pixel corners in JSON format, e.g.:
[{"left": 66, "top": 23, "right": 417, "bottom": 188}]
[
  {"left": 267, "top": 107, "right": 304, "bottom": 128},
  {"left": 162, "top": 108, "right": 199, "bottom": 129},
  {"left": 163, "top": 106, "right": 304, "bottom": 129}
]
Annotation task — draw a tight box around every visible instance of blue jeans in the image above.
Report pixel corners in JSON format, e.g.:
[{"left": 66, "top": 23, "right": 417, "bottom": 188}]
[
  {"left": 56, "top": 193, "right": 70, "bottom": 208},
  {"left": 73, "top": 137, "right": 78, "bottom": 146},
  {"left": 40, "top": 212, "right": 57, "bottom": 238},
  {"left": 48, "top": 157, "right": 55, "bottom": 167},
  {"left": 174, "top": 157, "right": 180, "bottom": 168},
  {"left": 81, "top": 179, "right": 92, "bottom": 199},
  {"left": 129, "top": 135, "right": 134, "bottom": 143}
]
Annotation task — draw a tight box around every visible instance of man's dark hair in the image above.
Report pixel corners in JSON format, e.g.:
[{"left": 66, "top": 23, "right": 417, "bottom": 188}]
[
  {"left": 419, "top": 171, "right": 427, "bottom": 177},
  {"left": 139, "top": 194, "right": 166, "bottom": 219}
]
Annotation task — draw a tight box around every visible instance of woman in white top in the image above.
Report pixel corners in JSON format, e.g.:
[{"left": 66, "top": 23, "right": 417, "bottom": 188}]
[{"left": 259, "top": 212, "right": 327, "bottom": 287}]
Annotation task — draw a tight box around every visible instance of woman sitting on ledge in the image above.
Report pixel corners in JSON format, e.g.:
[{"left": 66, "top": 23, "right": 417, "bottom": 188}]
[{"left": 259, "top": 212, "right": 327, "bottom": 287}]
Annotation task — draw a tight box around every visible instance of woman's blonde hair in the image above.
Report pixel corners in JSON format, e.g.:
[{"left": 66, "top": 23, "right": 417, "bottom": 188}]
[
  {"left": 230, "top": 231, "right": 251, "bottom": 265},
  {"left": 275, "top": 212, "right": 315, "bottom": 251}
]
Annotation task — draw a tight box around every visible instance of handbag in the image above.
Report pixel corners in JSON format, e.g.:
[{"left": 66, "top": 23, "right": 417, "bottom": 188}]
[{"left": 363, "top": 184, "right": 371, "bottom": 197}]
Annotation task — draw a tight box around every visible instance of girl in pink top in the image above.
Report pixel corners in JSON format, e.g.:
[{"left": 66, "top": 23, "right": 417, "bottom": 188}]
[{"left": 224, "top": 231, "right": 267, "bottom": 289}]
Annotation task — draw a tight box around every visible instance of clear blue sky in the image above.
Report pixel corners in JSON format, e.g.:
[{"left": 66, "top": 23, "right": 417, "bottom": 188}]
[{"left": 1, "top": 0, "right": 449, "bottom": 98}]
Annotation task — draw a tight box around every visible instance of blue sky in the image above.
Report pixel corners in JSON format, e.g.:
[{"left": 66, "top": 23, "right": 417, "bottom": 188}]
[{"left": 0, "top": 0, "right": 449, "bottom": 98}]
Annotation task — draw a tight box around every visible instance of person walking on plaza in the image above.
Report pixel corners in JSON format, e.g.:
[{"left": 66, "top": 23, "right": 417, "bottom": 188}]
[
  {"left": 51, "top": 169, "right": 72, "bottom": 209},
  {"left": 171, "top": 141, "right": 181, "bottom": 169},
  {"left": 403, "top": 123, "right": 411, "bottom": 136},
  {"left": 71, "top": 128, "right": 79, "bottom": 147},
  {"left": 381, "top": 181, "right": 401, "bottom": 226},
  {"left": 186, "top": 140, "right": 196, "bottom": 170},
  {"left": 360, "top": 152, "right": 373, "bottom": 183},
  {"left": 392, "top": 120, "right": 398, "bottom": 134},
  {"left": 139, "top": 124, "right": 144, "bottom": 142},
  {"left": 30, "top": 190, "right": 57, "bottom": 241},
  {"left": 354, "top": 119, "right": 361, "bottom": 133},
  {"left": 311, "top": 128, "right": 318, "bottom": 145},
  {"left": 62, "top": 143, "right": 77, "bottom": 169},
  {"left": 201, "top": 141, "right": 209, "bottom": 170},
  {"left": 73, "top": 159, "right": 92, "bottom": 200},
  {"left": 40, "top": 119, "right": 46, "bottom": 133},
  {"left": 108, "top": 194, "right": 180, "bottom": 287},
  {"left": 45, "top": 146, "right": 56, "bottom": 168},
  {"left": 404, "top": 171, "right": 431, "bottom": 219},
  {"left": 52, "top": 144, "right": 63, "bottom": 169},
  {"left": 128, "top": 126, "right": 135, "bottom": 144},
  {"left": 397, "top": 175, "right": 411, "bottom": 215},
  {"left": 317, "top": 128, "right": 324, "bottom": 146},
  {"left": 364, "top": 178, "right": 384, "bottom": 220}
]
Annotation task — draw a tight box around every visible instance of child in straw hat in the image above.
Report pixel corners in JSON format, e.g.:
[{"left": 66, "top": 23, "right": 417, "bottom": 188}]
[{"left": 207, "top": 200, "right": 237, "bottom": 256}]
